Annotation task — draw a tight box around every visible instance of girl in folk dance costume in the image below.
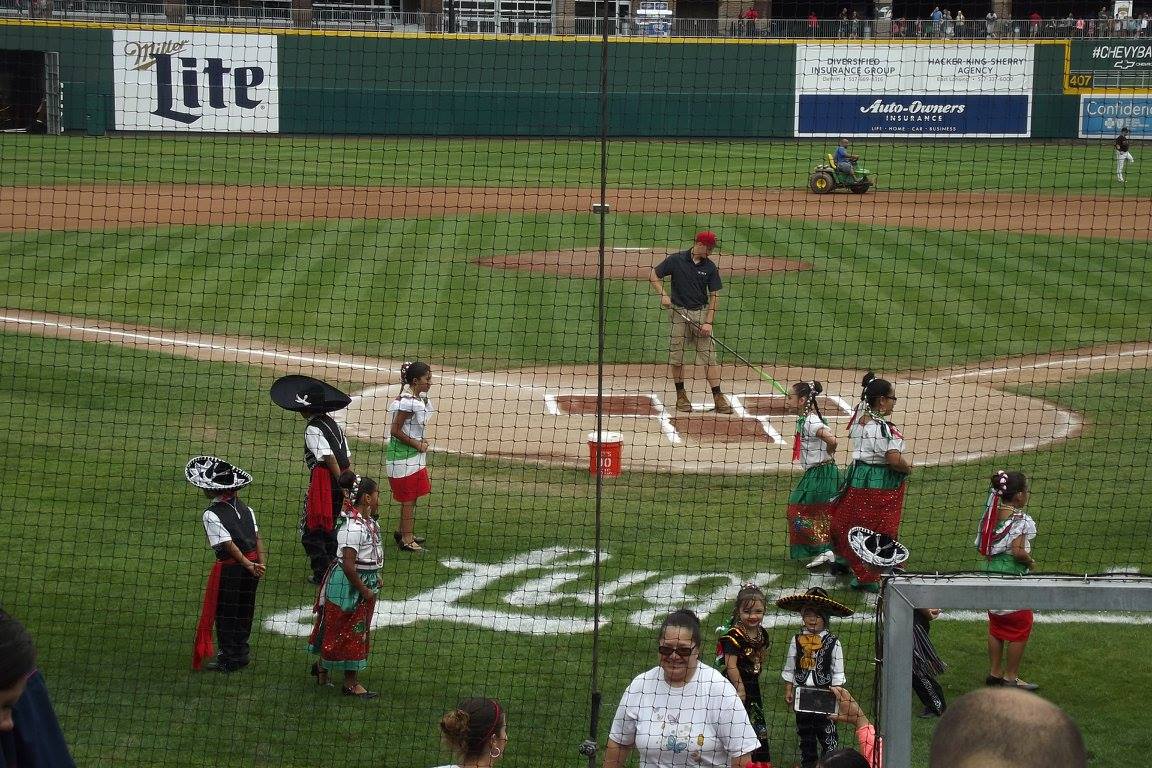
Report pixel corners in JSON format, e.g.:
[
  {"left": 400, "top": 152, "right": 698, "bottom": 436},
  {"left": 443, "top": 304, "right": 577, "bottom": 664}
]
[
  {"left": 716, "top": 584, "right": 773, "bottom": 767},
  {"left": 387, "top": 361, "right": 434, "bottom": 552},
  {"left": 976, "top": 469, "right": 1040, "bottom": 692},
  {"left": 830, "top": 372, "right": 912, "bottom": 592},
  {"left": 784, "top": 381, "right": 841, "bottom": 567},
  {"left": 308, "top": 471, "right": 384, "bottom": 699}
]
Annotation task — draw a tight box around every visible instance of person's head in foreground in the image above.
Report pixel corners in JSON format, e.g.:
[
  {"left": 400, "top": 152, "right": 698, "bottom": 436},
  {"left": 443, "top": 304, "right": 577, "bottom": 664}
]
[
  {"left": 0, "top": 610, "right": 37, "bottom": 732},
  {"left": 658, "top": 608, "right": 702, "bottom": 685},
  {"left": 439, "top": 697, "right": 507, "bottom": 767},
  {"left": 929, "top": 688, "right": 1086, "bottom": 768}
]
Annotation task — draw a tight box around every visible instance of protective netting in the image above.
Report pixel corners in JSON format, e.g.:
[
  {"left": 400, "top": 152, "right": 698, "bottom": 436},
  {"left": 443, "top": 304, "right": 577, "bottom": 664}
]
[{"left": 1, "top": 18, "right": 1151, "bottom": 768}]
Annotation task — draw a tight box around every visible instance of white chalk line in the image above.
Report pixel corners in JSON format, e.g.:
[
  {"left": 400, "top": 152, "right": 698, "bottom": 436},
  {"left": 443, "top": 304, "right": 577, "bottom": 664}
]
[
  {"left": 0, "top": 311, "right": 1138, "bottom": 469},
  {"left": 920, "top": 344, "right": 1152, "bottom": 384},
  {"left": 0, "top": 314, "right": 551, "bottom": 393}
]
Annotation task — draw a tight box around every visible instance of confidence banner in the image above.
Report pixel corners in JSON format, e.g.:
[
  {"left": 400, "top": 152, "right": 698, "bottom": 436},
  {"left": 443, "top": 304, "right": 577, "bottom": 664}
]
[
  {"left": 795, "top": 43, "right": 1034, "bottom": 137},
  {"left": 1079, "top": 95, "right": 1152, "bottom": 137},
  {"left": 113, "top": 30, "right": 279, "bottom": 132}
]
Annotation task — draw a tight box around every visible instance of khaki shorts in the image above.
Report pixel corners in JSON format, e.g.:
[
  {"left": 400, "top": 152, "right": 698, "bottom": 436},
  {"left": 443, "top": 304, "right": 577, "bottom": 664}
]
[{"left": 668, "top": 306, "right": 718, "bottom": 366}]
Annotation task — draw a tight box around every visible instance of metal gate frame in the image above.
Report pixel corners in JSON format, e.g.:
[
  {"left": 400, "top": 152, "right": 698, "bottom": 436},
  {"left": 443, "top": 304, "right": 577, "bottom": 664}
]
[{"left": 879, "top": 575, "right": 1152, "bottom": 768}]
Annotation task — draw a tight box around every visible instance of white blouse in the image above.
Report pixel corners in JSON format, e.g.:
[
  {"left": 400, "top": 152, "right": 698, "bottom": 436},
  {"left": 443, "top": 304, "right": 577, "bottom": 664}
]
[
  {"left": 850, "top": 418, "right": 905, "bottom": 464},
  {"left": 337, "top": 514, "right": 383, "bottom": 569}
]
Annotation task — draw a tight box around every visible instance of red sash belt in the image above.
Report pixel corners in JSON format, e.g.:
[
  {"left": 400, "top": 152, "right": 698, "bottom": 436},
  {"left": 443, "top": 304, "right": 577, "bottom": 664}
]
[
  {"left": 192, "top": 549, "right": 259, "bottom": 670},
  {"left": 305, "top": 466, "right": 335, "bottom": 532}
]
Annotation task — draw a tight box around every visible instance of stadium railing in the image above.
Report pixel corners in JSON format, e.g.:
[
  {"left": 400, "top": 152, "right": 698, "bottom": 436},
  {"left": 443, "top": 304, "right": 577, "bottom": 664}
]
[{"left": 1, "top": 2, "right": 1148, "bottom": 39}]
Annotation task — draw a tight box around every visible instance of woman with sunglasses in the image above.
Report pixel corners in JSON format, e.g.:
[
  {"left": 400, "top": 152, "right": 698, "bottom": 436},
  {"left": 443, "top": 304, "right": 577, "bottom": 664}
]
[
  {"left": 605, "top": 609, "right": 761, "bottom": 768},
  {"left": 830, "top": 372, "right": 913, "bottom": 592}
]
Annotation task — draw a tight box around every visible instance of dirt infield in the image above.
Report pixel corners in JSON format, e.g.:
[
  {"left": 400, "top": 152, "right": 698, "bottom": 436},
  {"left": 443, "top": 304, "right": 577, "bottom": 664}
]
[
  {"left": 4, "top": 179, "right": 1149, "bottom": 472},
  {"left": 3, "top": 184, "right": 1149, "bottom": 240},
  {"left": 7, "top": 309, "right": 1148, "bottom": 474}
]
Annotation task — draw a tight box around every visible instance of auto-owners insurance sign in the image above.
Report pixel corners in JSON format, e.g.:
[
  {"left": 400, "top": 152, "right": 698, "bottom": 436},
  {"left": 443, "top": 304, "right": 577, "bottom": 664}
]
[{"left": 113, "top": 30, "right": 279, "bottom": 133}]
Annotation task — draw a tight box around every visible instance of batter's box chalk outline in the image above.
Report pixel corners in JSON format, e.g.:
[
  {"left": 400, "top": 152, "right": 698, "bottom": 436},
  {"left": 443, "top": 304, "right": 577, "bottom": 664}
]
[{"left": 544, "top": 391, "right": 790, "bottom": 446}]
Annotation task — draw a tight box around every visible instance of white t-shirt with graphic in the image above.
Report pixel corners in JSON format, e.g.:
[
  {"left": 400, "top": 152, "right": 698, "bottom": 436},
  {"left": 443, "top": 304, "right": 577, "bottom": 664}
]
[{"left": 608, "top": 665, "right": 759, "bottom": 768}]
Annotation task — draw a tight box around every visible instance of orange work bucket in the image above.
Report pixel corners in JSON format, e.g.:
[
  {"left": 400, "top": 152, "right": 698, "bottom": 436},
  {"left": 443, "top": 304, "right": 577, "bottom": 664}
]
[{"left": 587, "top": 431, "right": 624, "bottom": 477}]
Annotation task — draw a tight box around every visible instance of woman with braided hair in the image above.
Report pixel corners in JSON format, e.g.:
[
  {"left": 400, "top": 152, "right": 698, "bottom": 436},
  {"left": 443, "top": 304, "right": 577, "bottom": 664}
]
[
  {"left": 307, "top": 471, "right": 384, "bottom": 699},
  {"left": 387, "top": 361, "right": 435, "bottom": 552},
  {"left": 784, "top": 380, "right": 841, "bottom": 567},
  {"left": 976, "top": 470, "right": 1039, "bottom": 691},
  {"left": 829, "top": 372, "right": 912, "bottom": 592},
  {"left": 434, "top": 697, "right": 508, "bottom": 768}
]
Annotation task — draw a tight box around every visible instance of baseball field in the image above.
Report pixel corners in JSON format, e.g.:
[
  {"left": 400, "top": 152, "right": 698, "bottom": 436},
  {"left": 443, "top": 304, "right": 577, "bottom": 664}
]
[{"left": 2, "top": 133, "right": 1152, "bottom": 768}]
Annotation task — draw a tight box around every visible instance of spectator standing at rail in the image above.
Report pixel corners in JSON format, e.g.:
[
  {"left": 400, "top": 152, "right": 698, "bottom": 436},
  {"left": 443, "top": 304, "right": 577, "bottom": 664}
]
[
  {"left": 928, "top": 689, "right": 1086, "bottom": 768},
  {"left": 0, "top": 609, "right": 76, "bottom": 768}
]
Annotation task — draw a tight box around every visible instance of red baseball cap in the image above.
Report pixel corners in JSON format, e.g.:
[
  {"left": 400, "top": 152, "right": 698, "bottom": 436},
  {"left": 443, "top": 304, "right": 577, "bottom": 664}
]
[{"left": 695, "top": 231, "right": 717, "bottom": 248}]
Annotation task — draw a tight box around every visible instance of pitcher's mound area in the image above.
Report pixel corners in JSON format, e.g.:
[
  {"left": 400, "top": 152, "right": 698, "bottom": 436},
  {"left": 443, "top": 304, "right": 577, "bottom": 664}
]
[{"left": 477, "top": 248, "right": 811, "bottom": 280}]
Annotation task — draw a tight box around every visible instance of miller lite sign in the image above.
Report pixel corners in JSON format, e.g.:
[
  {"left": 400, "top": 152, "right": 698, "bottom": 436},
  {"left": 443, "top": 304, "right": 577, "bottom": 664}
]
[{"left": 114, "top": 31, "right": 279, "bottom": 132}]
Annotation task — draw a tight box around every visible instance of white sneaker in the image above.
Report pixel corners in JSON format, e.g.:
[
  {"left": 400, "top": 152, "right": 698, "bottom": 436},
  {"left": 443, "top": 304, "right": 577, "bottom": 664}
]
[
  {"left": 806, "top": 551, "right": 836, "bottom": 569},
  {"left": 1118, "top": 174, "right": 1125, "bottom": 183}
]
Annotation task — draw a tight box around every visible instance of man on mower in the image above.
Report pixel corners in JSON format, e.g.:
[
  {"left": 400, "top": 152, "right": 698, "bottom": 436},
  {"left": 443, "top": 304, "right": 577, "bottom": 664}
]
[{"left": 834, "top": 138, "right": 860, "bottom": 182}]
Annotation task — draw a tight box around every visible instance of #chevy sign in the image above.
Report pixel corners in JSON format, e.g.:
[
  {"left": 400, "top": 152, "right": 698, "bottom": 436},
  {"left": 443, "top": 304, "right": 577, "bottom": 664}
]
[
  {"left": 795, "top": 44, "right": 1034, "bottom": 137},
  {"left": 113, "top": 30, "right": 279, "bottom": 132}
]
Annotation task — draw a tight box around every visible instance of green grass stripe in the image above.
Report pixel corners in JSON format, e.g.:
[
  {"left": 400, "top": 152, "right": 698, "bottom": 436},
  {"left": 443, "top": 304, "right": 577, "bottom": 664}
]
[
  {"left": 3, "top": 214, "right": 1150, "bottom": 370},
  {"left": 3, "top": 332, "right": 1151, "bottom": 766},
  {"left": 1, "top": 134, "right": 1144, "bottom": 193}
]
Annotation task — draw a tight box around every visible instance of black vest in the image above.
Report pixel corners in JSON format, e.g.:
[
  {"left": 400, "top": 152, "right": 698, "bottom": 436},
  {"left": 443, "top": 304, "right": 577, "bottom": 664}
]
[
  {"left": 792, "top": 632, "right": 839, "bottom": 687},
  {"left": 304, "top": 415, "right": 350, "bottom": 471},
  {"left": 208, "top": 497, "right": 258, "bottom": 561}
]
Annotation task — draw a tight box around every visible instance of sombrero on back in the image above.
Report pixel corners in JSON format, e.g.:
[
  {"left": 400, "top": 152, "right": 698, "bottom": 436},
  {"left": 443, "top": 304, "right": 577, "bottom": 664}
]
[
  {"left": 270, "top": 375, "right": 351, "bottom": 413},
  {"left": 185, "top": 456, "right": 253, "bottom": 491},
  {"left": 848, "top": 526, "right": 910, "bottom": 569},
  {"left": 774, "top": 587, "right": 854, "bottom": 618}
]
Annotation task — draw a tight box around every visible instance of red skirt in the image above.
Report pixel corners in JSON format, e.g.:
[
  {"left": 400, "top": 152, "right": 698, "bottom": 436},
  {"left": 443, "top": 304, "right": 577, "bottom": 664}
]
[
  {"left": 830, "top": 483, "right": 907, "bottom": 586},
  {"left": 388, "top": 468, "right": 431, "bottom": 503},
  {"left": 989, "top": 610, "right": 1034, "bottom": 642}
]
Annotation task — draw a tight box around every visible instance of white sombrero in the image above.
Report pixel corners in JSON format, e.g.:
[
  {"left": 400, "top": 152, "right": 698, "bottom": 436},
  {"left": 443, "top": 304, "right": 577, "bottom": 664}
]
[
  {"left": 848, "top": 526, "right": 910, "bottom": 569},
  {"left": 185, "top": 456, "right": 253, "bottom": 491}
]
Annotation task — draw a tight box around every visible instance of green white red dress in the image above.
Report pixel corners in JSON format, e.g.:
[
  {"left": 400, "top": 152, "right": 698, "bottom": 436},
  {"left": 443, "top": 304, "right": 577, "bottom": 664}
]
[
  {"left": 830, "top": 417, "right": 908, "bottom": 589},
  {"left": 787, "top": 413, "right": 841, "bottom": 560}
]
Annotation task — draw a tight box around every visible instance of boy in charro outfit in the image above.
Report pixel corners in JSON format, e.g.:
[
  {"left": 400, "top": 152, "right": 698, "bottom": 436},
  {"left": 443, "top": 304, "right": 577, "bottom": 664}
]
[
  {"left": 187, "top": 456, "right": 265, "bottom": 673},
  {"left": 271, "top": 375, "right": 354, "bottom": 584},
  {"left": 777, "top": 587, "right": 854, "bottom": 768}
]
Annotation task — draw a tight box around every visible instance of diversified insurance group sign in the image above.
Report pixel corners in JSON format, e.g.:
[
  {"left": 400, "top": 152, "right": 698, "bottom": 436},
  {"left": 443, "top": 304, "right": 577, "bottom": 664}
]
[{"left": 794, "top": 44, "right": 1035, "bottom": 137}]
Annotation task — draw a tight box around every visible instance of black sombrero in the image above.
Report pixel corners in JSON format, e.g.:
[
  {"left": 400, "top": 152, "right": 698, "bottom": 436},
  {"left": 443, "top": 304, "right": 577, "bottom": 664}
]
[
  {"left": 270, "top": 375, "right": 351, "bottom": 414},
  {"left": 848, "top": 527, "right": 910, "bottom": 569},
  {"left": 774, "top": 587, "right": 854, "bottom": 618},
  {"left": 185, "top": 455, "right": 253, "bottom": 491}
]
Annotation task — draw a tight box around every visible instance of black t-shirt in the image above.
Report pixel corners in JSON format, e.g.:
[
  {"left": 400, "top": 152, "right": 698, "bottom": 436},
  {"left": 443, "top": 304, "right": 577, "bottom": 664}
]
[
  {"left": 653, "top": 249, "right": 722, "bottom": 310},
  {"left": 1116, "top": 133, "right": 1131, "bottom": 152}
]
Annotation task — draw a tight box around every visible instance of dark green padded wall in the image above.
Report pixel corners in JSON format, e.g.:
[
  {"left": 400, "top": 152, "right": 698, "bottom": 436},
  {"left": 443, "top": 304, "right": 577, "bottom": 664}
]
[
  {"left": 278, "top": 36, "right": 795, "bottom": 137},
  {"left": 0, "top": 24, "right": 112, "bottom": 132}
]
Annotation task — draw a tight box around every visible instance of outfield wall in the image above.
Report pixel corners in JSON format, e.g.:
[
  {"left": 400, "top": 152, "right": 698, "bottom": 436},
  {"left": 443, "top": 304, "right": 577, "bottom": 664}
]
[{"left": 0, "top": 22, "right": 1121, "bottom": 138}]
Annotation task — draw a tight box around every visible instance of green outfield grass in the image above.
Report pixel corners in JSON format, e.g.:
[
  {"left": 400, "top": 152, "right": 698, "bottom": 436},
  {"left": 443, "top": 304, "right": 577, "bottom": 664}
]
[
  {"left": 2, "top": 133, "right": 1151, "bottom": 767},
  {"left": 2, "top": 215, "right": 1150, "bottom": 371},
  {"left": 2, "top": 333, "right": 1151, "bottom": 768},
  {"left": 0, "top": 134, "right": 1146, "bottom": 193}
]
